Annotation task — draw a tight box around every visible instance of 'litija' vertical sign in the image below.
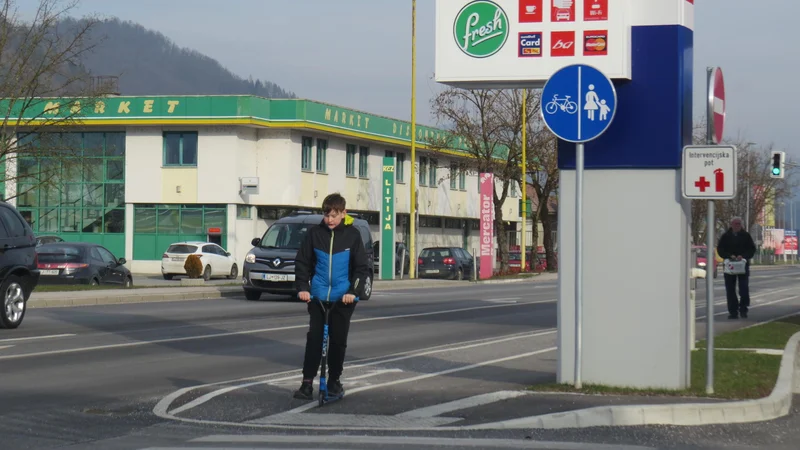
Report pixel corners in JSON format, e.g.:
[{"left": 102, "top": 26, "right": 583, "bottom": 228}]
[
  {"left": 380, "top": 157, "right": 396, "bottom": 280},
  {"left": 479, "top": 172, "right": 494, "bottom": 279}
]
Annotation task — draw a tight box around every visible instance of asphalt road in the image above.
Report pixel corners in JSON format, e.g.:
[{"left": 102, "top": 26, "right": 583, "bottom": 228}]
[{"left": 1, "top": 267, "right": 799, "bottom": 450}]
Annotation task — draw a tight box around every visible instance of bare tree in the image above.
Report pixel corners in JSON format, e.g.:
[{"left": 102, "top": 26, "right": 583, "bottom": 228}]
[
  {"left": 689, "top": 121, "right": 798, "bottom": 244},
  {"left": 427, "top": 88, "right": 522, "bottom": 273},
  {"left": 0, "top": 0, "right": 105, "bottom": 201},
  {"left": 518, "top": 90, "right": 559, "bottom": 271}
]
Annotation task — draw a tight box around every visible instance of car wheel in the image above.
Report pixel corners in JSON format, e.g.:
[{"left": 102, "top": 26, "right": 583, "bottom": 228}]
[
  {"left": 228, "top": 264, "right": 238, "bottom": 280},
  {"left": 163, "top": 274, "right": 173, "bottom": 280},
  {"left": 203, "top": 265, "right": 211, "bottom": 281},
  {"left": 456, "top": 268, "right": 463, "bottom": 281},
  {"left": 91, "top": 278, "right": 99, "bottom": 286},
  {"left": 1, "top": 275, "right": 27, "bottom": 329},
  {"left": 124, "top": 277, "right": 133, "bottom": 288},
  {"left": 244, "top": 289, "right": 261, "bottom": 301},
  {"left": 361, "top": 275, "right": 373, "bottom": 301}
]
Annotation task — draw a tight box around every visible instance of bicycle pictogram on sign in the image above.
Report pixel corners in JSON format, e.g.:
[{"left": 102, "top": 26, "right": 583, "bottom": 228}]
[{"left": 545, "top": 94, "right": 578, "bottom": 115}]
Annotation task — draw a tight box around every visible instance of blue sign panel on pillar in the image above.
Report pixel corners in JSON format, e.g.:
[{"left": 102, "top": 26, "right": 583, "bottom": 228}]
[{"left": 541, "top": 64, "right": 617, "bottom": 143}]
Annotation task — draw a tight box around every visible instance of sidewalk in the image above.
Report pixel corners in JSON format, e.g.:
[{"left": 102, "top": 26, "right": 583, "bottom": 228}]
[
  {"left": 27, "top": 275, "right": 550, "bottom": 308},
  {"left": 462, "top": 331, "right": 800, "bottom": 431}
]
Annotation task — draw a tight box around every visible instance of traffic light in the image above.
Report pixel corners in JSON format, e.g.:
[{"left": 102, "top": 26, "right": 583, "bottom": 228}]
[{"left": 771, "top": 151, "right": 786, "bottom": 179}]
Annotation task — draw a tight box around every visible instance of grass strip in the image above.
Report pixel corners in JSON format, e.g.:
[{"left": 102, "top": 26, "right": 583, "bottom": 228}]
[{"left": 528, "top": 315, "right": 799, "bottom": 400}]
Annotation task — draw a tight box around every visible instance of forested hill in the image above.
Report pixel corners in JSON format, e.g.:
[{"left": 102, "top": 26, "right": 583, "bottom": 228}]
[{"left": 70, "top": 17, "right": 295, "bottom": 98}]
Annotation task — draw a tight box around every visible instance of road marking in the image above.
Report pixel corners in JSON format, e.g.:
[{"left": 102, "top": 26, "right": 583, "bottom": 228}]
[
  {"left": 0, "top": 333, "right": 75, "bottom": 343},
  {"left": 187, "top": 434, "right": 656, "bottom": 450},
  {"left": 0, "top": 300, "right": 554, "bottom": 362},
  {"left": 250, "top": 412, "right": 463, "bottom": 427},
  {"left": 0, "top": 345, "right": 13, "bottom": 350},
  {"left": 484, "top": 298, "right": 520, "bottom": 303},
  {"left": 281, "top": 346, "right": 557, "bottom": 415},
  {"left": 693, "top": 287, "right": 795, "bottom": 309},
  {"left": 160, "top": 329, "right": 557, "bottom": 416},
  {"left": 397, "top": 390, "right": 529, "bottom": 418},
  {"left": 696, "top": 295, "right": 798, "bottom": 321}
]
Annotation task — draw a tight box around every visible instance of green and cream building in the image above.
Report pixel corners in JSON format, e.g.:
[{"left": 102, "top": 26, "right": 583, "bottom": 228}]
[{"left": 3, "top": 95, "right": 521, "bottom": 273}]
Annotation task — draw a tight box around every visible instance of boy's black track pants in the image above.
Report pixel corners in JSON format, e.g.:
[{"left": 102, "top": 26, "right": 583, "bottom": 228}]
[{"left": 302, "top": 301, "right": 356, "bottom": 381}]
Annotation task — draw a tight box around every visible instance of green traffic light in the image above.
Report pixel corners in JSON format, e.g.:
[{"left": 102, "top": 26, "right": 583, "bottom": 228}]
[{"left": 773, "top": 167, "right": 781, "bottom": 175}]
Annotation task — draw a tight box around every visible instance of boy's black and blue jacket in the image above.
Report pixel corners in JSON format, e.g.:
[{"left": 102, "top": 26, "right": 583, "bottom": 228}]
[{"left": 294, "top": 215, "right": 370, "bottom": 301}]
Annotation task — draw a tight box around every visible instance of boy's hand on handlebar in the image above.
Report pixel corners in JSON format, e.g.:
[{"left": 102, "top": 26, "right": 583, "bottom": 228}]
[
  {"left": 298, "top": 291, "right": 311, "bottom": 302},
  {"left": 343, "top": 294, "right": 356, "bottom": 304}
]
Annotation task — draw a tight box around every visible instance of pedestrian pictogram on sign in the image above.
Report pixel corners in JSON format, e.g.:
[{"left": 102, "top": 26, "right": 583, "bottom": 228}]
[{"left": 682, "top": 145, "right": 737, "bottom": 200}]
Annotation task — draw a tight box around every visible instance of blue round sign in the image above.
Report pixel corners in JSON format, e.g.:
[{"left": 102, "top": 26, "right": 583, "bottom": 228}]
[{"left": 540, "top": 64, "right": 617, "bottom": 143}]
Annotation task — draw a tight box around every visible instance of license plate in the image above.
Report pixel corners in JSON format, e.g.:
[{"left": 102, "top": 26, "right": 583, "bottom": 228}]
[
  {"left": 262, "top": 273, "right": 295, "bottom": 282},
  {"left": 171, "top": 257, "right": 183, "bottom": 261},
  {"left": 426, "top": 269, "right": 440, "bottom": 274},
  {"left": 41, "top": 270, "right": 59, "bottom": 275}
]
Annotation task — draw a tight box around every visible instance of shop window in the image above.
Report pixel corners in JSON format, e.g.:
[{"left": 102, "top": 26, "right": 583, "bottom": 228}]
[{"left": 163, "top": 132, "right": 198, "bottom": 167}]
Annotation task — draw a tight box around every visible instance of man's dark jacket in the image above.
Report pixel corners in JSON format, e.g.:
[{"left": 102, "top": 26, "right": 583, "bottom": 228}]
[
  {"left": 294, "top": 215, "right": 370, "bottom": 301},
  {"left": 716, "top": 228, "right": 756, "bottom": 261}
]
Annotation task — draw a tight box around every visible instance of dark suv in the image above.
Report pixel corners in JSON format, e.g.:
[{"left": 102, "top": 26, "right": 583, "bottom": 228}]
[
  {"left": 0, "top": 202, "right": 40, "bottom": 329},
  {"left": 242, "top": 213, "right": 375, "bottom": 301}
]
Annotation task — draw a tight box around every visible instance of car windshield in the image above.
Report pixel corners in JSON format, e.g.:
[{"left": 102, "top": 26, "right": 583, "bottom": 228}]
[
  {"left": 167, "top": 244, "right": 197, "bottom": 254},
  {"left": 260, "top": 223, "right": 311, "bottom": 250},
  {"left": 420, "top": 248, "right": 451, "bottom": 258},
  {"left": 37, "top": 246, "right": 84, "bottom": 263}
]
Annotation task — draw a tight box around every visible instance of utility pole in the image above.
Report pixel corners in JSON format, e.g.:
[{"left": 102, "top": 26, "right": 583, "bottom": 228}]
[{"left": 409, "top": 0, "right": 418, "bottom": 279}]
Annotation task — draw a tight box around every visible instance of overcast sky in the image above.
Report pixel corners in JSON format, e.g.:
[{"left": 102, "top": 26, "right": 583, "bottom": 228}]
[{"left": 22, "top": 0, "right": 798, "bottom": 161}]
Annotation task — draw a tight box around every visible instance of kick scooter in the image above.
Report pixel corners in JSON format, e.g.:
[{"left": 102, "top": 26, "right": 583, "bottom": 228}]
[{"left": 314, "top": 295, "right": 358, "bottom": 407}]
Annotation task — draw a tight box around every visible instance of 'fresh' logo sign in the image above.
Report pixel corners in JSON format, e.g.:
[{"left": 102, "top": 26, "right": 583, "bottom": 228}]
[{"left": 454, "top": 0, "right": 509, "bottom": 58}]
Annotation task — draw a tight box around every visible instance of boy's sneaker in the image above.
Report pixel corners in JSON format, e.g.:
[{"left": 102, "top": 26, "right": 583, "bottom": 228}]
[
  {"left": 328, "top": 379, "right": 344, "bottom": 398},
  {"left": 293, "top": 381, "right": 313, "bottom": 400}
]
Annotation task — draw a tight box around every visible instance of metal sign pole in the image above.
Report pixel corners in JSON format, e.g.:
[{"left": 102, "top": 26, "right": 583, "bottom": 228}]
[
  {"left": 705, "top": 67, "right": 715, "bottom": 395},
  {"left": 574, "top": 142, "right": 584, "bottom": 389}
]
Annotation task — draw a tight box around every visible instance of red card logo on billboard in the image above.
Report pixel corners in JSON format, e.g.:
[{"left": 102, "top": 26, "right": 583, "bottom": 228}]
[
  {"left": 583, "top": 30, "right": 608, "bottom": 56},
  {"left": 519, "top": 0, "right": 543, "bottom": 23},
  {"left": 551, "top": 0, "right": 575, "bottom": 22},
  {"left": 551, "top": 31, "right": 575, "bottom": 57},
  {"left": 584, "top": 0, "right": 608, "bottom": 21}
]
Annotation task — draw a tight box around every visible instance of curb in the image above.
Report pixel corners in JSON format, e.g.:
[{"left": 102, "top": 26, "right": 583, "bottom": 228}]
[
  {"left": 25, "top": 279, "right": 468, "bottom": 308},
  {"left": 470, "top": 277, "right": 538, "bottom": 285},
  {"left": 466, "top": 331, "right": 800, "bottom": 430},
  {"left": 27, "top": 288, "right": 243, "bottom": 308}
]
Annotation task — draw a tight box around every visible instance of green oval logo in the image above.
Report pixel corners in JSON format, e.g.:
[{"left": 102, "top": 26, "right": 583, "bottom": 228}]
[{"left": 453, "top": 0, "right": 509, "bottom": 58}]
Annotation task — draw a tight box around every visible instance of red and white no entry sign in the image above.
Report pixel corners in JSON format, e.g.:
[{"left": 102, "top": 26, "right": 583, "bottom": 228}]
[{"left": 709, "top": 67, "right": 725, "bottom": 144}]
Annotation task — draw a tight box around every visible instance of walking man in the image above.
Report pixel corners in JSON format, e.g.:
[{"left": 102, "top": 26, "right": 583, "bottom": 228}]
[{"left": 716, "top": 217, "right": 756, "bottom": 319}]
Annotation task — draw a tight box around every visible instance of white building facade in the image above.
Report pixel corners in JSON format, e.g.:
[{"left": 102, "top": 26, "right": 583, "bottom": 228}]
[{"left": 5, "top": 95, "right": 521, "bottom": 273}]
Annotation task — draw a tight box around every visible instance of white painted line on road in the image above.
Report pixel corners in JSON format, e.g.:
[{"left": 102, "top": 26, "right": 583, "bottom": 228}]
[
  {"left": 0, "top": 333, "right": 75, "bottom": 343},
  {"left": 190, "top": 434, "right": 656, "bottom": 450},
  {"left": 693, "top": 287, "right": 795, "bottom": 309},
  {"left": 696, "top": 295, "right": 798, "bottom": 321},
  {"left": 397, "top": 390, "right": 529, "bottom": 418},
  {"left": 161, "top": 329, "right": 557, "bottom": 416},
  {"left": 0, "top": 345, "right": 13, "bottom": 350},
  {"left": 282, "top": 346, "right": 557, "bottom": 415},
  {"left": 0, "top": 300, "right": 555, "bottom": 362},
  {"left": 347, "top": 368, "right": 403, "bottom": 380},
  {"left": 484, "top": 297, "right": 520, "bottom": 303},
  {"left": 152, "top": 329, "right": 545, "bottom": 415},
  {"left": 168, "top": 368, "right": 403, "bottom": 415}
]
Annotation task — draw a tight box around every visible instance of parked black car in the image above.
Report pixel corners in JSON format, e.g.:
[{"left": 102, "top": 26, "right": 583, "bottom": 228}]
[
  {"left": 242, "top": 212, "right": 375, "bottom": 301},
  {"left": 0, "top": 201, "right": 40, "bottom": 329},
  {"left": 417, "top": 246, "right": 476, "bottom": 280},
  {"left": 36, "top": 242, "right": 132, "bottom": 287}
]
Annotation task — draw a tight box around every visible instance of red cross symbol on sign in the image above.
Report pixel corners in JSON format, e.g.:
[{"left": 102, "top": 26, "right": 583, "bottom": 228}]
[{"left": 695, "top": 176, "right": 711, "bottom": 192}]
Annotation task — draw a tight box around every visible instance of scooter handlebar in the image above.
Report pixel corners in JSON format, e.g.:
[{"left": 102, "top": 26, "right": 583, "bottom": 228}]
[{"left": 309, "top": 295, "right": 359, "bottom": 303}]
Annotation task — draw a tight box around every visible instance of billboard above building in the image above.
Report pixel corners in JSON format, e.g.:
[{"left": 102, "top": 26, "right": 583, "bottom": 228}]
[{"left": 435, "top": 0, "right": 632, "bottom": 88}]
